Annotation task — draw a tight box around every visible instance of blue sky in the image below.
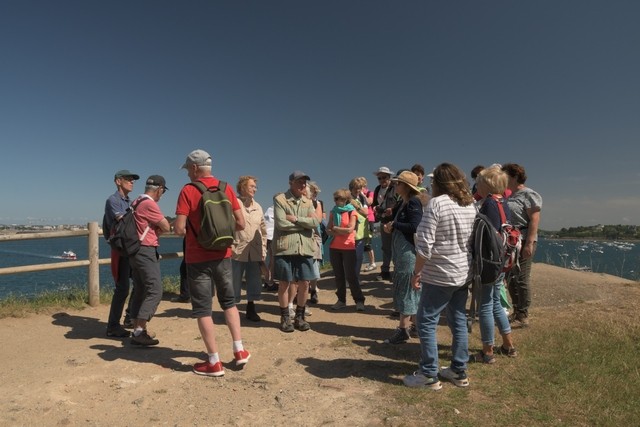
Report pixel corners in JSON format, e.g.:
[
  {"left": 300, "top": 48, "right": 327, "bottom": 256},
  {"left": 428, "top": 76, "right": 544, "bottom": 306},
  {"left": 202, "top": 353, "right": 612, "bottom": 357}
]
[{"left": 1, "top": 1, "right": 639, "bottom": 230}]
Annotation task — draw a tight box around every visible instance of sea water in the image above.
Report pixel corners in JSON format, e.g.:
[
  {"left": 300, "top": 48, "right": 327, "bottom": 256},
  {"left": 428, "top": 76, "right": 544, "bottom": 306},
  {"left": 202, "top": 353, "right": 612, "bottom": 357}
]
[{"left": 0, "top": 235, "right": 637, "bottom": 299}]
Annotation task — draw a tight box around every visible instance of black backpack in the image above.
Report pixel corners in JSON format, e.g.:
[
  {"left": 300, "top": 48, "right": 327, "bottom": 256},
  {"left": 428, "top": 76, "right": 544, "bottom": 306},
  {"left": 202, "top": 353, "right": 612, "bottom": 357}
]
[
  {"left": 188, "top": 180, "right": 236, "bottom": 250},
  {"left": 108, "top": 198, "right": 148, "bottom": 256},
  {"left": 468, "top": 199, "right": 522, "bottom": 332}
]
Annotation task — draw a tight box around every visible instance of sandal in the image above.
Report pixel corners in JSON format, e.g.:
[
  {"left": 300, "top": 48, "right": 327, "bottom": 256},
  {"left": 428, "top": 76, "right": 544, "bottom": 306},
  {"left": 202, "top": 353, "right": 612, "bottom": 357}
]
[
  {"left": 498, "top": 345, "right": 518, "bottom": 358},
  {"left": 471, "top": 351, "right": 496, "bottom": 364}
]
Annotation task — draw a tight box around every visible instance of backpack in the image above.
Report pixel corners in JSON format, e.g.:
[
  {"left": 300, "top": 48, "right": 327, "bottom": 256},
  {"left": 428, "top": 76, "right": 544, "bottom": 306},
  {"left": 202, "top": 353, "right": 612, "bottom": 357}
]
[
  {"left": 107, "top": 198, "right": 149, "bottom": 256},
  {"left": 188, "top": 180, "right": 235, "bottom": 250},
  {"left": 467, "top": 198, "right": 521, "bottom": 333},
  {"left": 471, "top": 197, "right": 522, "bottom": 286}
]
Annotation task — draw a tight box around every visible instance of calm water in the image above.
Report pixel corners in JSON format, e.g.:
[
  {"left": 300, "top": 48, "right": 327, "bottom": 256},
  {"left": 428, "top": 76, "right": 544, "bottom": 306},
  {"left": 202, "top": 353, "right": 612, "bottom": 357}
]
[
  {"left": 0, "top": 235, "right": 637, "bottom": 299},
  {"left": 0, "top": 236, "right": 184, "bottom": 299}
]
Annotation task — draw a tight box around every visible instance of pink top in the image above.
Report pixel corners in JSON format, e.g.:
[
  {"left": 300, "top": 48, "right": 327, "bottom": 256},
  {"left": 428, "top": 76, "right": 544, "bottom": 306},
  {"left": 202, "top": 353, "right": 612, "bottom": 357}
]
[{"left": 133, "top": 195, "right": 166, "bottom": 247}]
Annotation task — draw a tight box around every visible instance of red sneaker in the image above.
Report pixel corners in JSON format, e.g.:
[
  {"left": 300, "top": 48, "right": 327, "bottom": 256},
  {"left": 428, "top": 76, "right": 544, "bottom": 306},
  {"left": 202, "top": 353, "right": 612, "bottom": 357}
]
[
  {"left": 193, "top": 361, "right": 224, "bottom": 377},
  {"left": 234, "top": 349, "right": 251, "bottom": 366}
]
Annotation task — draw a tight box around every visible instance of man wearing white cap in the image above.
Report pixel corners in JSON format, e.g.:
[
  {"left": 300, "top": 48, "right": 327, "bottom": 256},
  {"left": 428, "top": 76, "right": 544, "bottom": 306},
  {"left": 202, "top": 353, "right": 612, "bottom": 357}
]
[{"left": 174, "top": 149, "right": 250, "bottom": 377}]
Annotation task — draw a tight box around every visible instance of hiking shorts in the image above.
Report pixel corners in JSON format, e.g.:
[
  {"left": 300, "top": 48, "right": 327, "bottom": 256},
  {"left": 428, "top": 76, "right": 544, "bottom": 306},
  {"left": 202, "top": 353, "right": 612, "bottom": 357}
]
[
  {"left": 187, "top": 258, "right": 236, "bottom": 317},
  {"left": 274, "top": 255, "right": 316, "bottom": 283}
]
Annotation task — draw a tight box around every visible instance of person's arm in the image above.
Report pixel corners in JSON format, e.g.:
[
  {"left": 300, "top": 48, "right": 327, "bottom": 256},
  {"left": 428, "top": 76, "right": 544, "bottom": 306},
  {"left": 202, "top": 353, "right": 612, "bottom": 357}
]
[
  {"left": 156, "top": 217, "right": 171, "bottom": 234},
  {"left": 233, "top": 207, "right": 245, "bottom": 231},
  {"left": 522, "top": 209, "right": 540, "bottom": 259},
  {"left": 174, "top": 214, "right": 187, "bottom": 236},
  {"left": 332, "top": 212, "right": 356, "bottom": 235}
]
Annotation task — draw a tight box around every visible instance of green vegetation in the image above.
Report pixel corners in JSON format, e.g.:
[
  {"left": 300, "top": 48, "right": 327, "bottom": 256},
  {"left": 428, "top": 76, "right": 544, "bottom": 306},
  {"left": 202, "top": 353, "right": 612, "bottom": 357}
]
[
  {"left": 0, "top": 275, "right": 182, "bottom": 319},
  {"left": 378, "top": 304, "right": 640, "bottom": 426},
  {"left": 541, "top": 224, "right": 640, "bottom": 240}
]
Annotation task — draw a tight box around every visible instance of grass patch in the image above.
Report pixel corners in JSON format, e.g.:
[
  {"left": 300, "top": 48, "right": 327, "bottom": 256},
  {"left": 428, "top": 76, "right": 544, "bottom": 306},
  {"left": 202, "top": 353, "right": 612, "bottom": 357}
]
[
  {"left": 0, "top": 275, "right": 182, "bottom": 319},
  {"left": 378, "top": 304, "right": 640, "bottom": 426}
]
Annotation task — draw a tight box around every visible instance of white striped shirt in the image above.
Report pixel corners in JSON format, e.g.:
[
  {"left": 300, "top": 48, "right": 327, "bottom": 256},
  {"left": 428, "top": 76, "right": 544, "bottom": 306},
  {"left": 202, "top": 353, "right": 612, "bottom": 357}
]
[{"left": 415, "top": 194, "right": 477, "bottom": 287}]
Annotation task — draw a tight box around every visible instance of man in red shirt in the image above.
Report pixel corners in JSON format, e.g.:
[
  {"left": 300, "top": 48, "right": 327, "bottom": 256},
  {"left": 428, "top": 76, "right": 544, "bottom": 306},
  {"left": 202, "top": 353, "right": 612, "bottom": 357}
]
[{"left": 174, "top": 149, "right": 250, "bottom": 377}]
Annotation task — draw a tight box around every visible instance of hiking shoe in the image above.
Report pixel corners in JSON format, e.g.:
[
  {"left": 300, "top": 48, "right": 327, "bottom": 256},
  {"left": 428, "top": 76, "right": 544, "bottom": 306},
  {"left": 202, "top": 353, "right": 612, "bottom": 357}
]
[
  {"left": 356, "top": 302, "right": 365, "bottom": 312},
  {"left": 439, "top": 367, "right": 469, "bottom": 387},
  {"left": 263, "top": 282, "right": 278, "bottom": 292},
  {"left": 409, "top": 323, "right": 418, "bottom": 338},
  {"left": 403, "top": 371, "right": 442, "bottom": 390},
  {"left": 331, "top": 300, "right": 347, "bottom": 310},
  {"left": 383, "top": 327, "right": 410, "bottom": 344},
  {"left": 246, "top": 310, "right": 261, "bottom": 322},
  {"left": 294, "top": 316, "right": 311, "bottom": 331},
  {"left": 131, "top": 331, "right": 159, "bottom": 346},
  {"left": 380, "top": 271, "right": 392, "bottom": 281},
  {"left": 509, "top": 313, "right": 529, "bottom": 328},
  {"left": 280, "top": 316, "right": 294, "bottom": 333},
  {"left": 106, "top": 325, "right": 130, "bottom": 338},
  {"left": 234, "top": 349, "right": 251, "bottom": 366},
  {"left": 498, "top": 345, "right": 518, "bottom": 358},
  {"left": 123, "top": 317, "right": 134, "bottom": 329},
  {"left": 470, "top": 351, "right": 496, "bottom": 364},
  {"left": 309, "top": 289, "right": 319, "bottom": 304},
  {"left": 193, "top": 361, "right": 224, "bottom": 377}
]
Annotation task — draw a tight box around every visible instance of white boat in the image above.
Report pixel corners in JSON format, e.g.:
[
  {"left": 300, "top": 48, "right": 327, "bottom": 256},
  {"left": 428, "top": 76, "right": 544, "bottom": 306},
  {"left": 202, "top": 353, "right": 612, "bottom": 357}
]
[{"left": 61, "top": 250, "right": 77, "bottom": 260}]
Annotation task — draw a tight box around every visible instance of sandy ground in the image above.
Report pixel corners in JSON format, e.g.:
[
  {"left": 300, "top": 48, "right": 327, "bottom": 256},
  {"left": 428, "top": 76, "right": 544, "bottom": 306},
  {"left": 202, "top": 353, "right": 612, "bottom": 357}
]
[{"left": 1, "top": 264, "right": 638, "bottom": 426}]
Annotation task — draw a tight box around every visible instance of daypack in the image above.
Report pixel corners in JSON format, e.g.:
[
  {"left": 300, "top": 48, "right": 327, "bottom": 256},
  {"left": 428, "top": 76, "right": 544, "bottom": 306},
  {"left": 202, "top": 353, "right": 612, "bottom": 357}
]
[
  {"left": 468, "top": 197, "right": 521, "bottom": 333},
  {"left": 188, "top": 180, "right": 235, "bottom": 250},
  {"left": 108, "top": 198, "right": 149, "bottom": 256},
  {"left": 472, "top": 197, "right": 522, "bottom": 286}
]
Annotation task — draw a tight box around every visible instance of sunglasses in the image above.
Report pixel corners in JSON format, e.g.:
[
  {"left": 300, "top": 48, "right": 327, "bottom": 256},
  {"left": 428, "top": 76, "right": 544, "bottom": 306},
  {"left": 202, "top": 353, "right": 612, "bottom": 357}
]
[{"left": 377, "top": 175, "right": 390, "bottom": 181}]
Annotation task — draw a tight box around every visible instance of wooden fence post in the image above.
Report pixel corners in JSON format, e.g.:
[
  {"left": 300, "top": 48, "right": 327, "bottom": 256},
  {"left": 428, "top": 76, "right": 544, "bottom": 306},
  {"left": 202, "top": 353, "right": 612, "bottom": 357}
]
[{"left": 88, "top": 222, "right": 100, "bottom": 307}]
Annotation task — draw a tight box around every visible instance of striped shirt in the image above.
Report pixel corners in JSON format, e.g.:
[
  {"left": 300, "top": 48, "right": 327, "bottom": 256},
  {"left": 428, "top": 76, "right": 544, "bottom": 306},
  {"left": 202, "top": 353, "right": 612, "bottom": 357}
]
[{"left": 415, "top": 194, "right": 477, "bottom": 287}]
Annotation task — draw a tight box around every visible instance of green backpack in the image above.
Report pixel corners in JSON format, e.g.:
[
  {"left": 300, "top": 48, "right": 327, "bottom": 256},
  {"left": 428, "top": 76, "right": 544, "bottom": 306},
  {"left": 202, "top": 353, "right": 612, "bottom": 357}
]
[{"left": 188, "top": 180, "right": 235, "bottom": 250}]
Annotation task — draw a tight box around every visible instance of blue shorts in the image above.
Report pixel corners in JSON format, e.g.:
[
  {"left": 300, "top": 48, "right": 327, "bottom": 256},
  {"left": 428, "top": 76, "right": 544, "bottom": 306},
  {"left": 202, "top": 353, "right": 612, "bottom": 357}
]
[
  {"left": 274, "top": 255, "right": 316, "bottom": 282},
  {"left": 187, "top": 258, "right": 236, "bottom": 317}
]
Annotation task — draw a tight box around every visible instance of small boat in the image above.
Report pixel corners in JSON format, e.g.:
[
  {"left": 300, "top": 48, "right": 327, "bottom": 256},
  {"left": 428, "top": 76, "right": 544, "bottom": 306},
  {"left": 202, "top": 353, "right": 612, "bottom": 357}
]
[{"left": 61, "top": 250, "right": 77, "bottom": 260}]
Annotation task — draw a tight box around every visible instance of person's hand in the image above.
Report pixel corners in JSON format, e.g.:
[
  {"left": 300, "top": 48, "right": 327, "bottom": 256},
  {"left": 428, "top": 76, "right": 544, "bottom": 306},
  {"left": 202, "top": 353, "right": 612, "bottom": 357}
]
[{"left": 411, "top": 271, "right": 422, "bottom": 289}]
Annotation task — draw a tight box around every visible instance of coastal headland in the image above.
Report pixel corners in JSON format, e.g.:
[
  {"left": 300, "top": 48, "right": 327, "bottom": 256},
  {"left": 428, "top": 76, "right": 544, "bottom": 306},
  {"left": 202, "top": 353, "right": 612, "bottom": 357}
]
[{"left": 0, "top": 263, "right": 638, "bottom": 426}]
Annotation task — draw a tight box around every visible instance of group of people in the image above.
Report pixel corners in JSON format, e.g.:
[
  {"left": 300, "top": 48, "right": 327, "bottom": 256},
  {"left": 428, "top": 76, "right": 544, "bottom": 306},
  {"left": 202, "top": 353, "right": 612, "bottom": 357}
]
[{"left": 102, "top": 153, "right": 542, "bottom": 388}]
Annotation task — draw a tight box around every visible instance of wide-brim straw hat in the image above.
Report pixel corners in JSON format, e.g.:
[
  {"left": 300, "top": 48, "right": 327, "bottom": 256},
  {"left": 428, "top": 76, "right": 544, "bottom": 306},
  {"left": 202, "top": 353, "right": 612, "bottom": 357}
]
[{"left": 391, "top": 171, "right": 421, "bottom": 193}]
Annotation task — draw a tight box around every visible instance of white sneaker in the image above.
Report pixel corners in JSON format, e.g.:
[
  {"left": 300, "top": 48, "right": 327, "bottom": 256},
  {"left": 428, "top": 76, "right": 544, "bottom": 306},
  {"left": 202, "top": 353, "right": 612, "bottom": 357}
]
[
  {"left": 365, "top": 263, "right": 377, "bottom": 271},
  {"left": 304, "top": 306, "right": 312, "bottom": 317},
  {"left": 403, "top": 371, "right": 442, "bottom": 389},
  {"left": 439, "top": 367, "right": 469, "bottom": 387},
  {"left": 288, "top": 305, "right": 295, "bottom": 318}
]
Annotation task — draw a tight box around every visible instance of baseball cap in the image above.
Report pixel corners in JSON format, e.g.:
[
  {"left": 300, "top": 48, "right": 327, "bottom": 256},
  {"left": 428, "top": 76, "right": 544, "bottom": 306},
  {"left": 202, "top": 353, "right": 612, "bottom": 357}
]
[
  {"left": 181, "top": 149, "right": 212, "bottom": 169},
  {"left": 114, "top": 170, "right": 140, "bottom": 180},
  {"left": 289, "top": 170, "right": 310, "bottom": 181},
  {"left": 146, "top": 175, "right": 168, "bottom": 190}
]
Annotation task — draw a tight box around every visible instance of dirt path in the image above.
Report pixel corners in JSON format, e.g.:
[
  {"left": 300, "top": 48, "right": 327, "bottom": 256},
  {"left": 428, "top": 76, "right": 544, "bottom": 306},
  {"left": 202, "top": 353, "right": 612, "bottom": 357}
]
[{"left": 1, "top": 264, "right": 637, "bottom": 426}]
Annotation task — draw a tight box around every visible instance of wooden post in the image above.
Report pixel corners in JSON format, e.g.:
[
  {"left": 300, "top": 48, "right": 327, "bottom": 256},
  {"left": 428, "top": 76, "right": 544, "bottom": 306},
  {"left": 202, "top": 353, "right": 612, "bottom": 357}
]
[{"left": 87, "top": 222, "right": 100, "bottom": 307}]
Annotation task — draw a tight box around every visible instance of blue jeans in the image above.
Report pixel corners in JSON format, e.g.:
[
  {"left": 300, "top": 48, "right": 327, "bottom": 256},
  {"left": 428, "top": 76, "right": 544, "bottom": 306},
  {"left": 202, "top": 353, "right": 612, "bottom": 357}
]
[
  {"left": 232, "top": 259, "right": 263, "bottom": 303},
  {"left": 416, "top": 282, "right": 469, "bottom": 378},
  {"left": 479, "top": 274, "right": 511, "bottom": 346}
]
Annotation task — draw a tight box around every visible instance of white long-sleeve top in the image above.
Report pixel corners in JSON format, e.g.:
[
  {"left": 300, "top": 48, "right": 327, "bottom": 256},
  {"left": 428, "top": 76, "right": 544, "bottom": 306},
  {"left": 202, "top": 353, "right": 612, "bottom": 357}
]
[{"left": 415, "top": 194, "right": 477, "bottom": 287}]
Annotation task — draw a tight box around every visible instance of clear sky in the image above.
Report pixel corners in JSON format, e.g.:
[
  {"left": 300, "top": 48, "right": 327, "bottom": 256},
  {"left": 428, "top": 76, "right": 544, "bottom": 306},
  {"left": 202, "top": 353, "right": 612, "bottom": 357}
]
[{"left": 1, "top": 1, "right": 639, "bottom": 230}]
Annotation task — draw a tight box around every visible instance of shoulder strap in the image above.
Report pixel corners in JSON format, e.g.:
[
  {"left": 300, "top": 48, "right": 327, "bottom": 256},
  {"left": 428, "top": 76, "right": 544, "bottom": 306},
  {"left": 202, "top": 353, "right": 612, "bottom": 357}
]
[
  {"left": 492, "top": 195, "right": 508, "bottom": 225},
  {"left": 187, "top": 181, "right": 207, "bottom": 194}
]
